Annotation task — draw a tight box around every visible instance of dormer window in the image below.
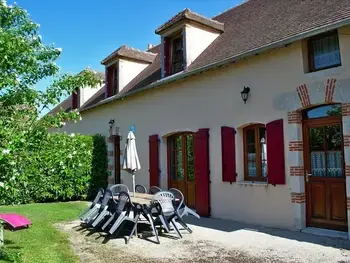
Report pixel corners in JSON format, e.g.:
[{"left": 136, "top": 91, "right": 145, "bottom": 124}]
[
  {"left": 101, "top": 45, "right": 156, "bottom": 98},
  {"left": 156, "top": 8, "right": 224, "bottom": 79},
  {"left": 171, "top": 35, "right": 184, "bottom": 74}
]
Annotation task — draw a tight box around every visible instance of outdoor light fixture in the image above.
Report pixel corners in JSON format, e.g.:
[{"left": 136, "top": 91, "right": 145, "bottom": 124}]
[
  {"left": 108, "top": 119, "right": 115, "bottom": 129},
  {"left": 241, "top": 86, "right": 250, "bottom": 104}
]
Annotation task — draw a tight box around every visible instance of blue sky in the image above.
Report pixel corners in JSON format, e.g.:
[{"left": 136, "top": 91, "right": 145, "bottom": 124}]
[
  {"left": 15, "top": 0, "right": 241, "bottom": 115},
  {"left": 16, "top": 0, "right": 240, "bottom": 85}
]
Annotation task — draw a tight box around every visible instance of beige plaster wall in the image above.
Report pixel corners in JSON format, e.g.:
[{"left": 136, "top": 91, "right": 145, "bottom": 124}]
[
  {"left": 184, "top": 23, "right": 220, "bottom": 68},
  {"left": 118, "top": 58, "right": 149, "bottom": 92},
  {"left": 59, "top": 26, "right": 350, "bottom": 229}
]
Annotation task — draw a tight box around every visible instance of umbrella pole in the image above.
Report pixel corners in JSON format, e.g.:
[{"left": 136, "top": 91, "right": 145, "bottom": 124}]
[{"left": 132, "top": 172, "right": 136, "bottom": 197}]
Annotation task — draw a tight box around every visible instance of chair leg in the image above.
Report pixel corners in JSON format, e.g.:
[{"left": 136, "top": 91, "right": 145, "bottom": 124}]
[
  {"left": 148, "top": 214, "right": 160, "bottom": 244},
  {"left": 127, "top": 213, "right": 140, "bottom": 244},
  {"left": 171, "top": 219, "right": 182, "bottom": 239},
  {"left": 177, "top": 217, "right": 193, "bottom": 234},
  {"left": 159, "top": 215, "right": 170, "bottom": 232}
]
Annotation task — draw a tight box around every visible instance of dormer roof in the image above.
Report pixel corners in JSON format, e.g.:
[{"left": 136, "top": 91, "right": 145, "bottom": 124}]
[
  {"left": 101, "top": 45, "right": 157, "bottom": 65},
  {"left": 155, "top": 8, "right": 225, "bottom": 35}
]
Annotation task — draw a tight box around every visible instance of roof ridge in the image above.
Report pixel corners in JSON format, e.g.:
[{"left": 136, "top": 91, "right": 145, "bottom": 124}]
[
  {"left": 184, "top": 8, "right": 223, "bottom": 24},
  {"left": 212, "top": 0, "right": 250, "bottom": 19},
  {"left": 122, "top": 45, "right": 157, "bottom": 55}
]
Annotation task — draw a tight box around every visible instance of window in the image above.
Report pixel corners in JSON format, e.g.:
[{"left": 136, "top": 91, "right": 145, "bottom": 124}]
[
  {"left": 308, "top": 31, "right": 341, "bottom": 72},
  {"left": 243, "top": 124, "right": 267, "bottom": 181},
  {"left": 169, "top": 133, "right": 194, "bottom": 182},
  {"left": 303, "top": 104, "right": 342, "bottom": 119},
  {"left": 171, "top": 35, "right": 184, "bottom": 74},
  {"left": 113, "top": 65, "right": 118, "bottom": 95}
]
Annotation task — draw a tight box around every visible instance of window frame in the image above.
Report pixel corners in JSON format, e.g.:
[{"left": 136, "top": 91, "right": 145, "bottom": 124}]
[
  {"left": 170, "top": 33, "right": 184, "bottom": 75},
  {"left": 308, "top": 30, "right": 341, "bottom": 72},
  {"left": 243, "top": 124, "right": 267, "bottom": 182}
]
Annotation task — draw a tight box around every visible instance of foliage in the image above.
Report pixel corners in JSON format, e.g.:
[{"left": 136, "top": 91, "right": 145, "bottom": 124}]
[
  {"left": 89, "top": 134, "right": 109, "bottom": 199},
  {"left": 0, "top": 133, "right": 108, "bottom": 205},
  {"left": 0, "top": 1, "right": 105, "bottom": 204},
  {"left": 0, "top": 247, "right": 21, "bottom": 263},
  {"left": 0, "top": 202, "right": 88, "bottom": 263}
]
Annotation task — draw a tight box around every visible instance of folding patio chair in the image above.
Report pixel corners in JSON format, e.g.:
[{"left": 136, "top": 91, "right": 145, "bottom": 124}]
[
  {"left": 169, "top": 188, "right": 200, "bottom": 219},
  {"left": 151, "top": 191, "right": 185, "bottom": 239},
  {"left": 105, "top": 191, "right": 143, "bottom": 244},
  {"left": 79, "top": 188, "right": 104, "bottom": 221},
  {"left": 87, "top": 189, "right": 113, "bottom": 226},
  {"left": 169, "top": 188, "right": 198, "bottom": 233},
  {"left": 135, "top": 184, "right": 147, "bottom": 193},
  {"left": 149, "top": 186, "right": 162, "bottom": 194}
]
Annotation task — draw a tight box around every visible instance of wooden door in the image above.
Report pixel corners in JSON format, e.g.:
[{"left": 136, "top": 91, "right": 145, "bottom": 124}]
[
  {"left": 303, "top": 117, "right": 347, "bottom": 231},
  {"left": 114, "top": 135, "right": 121, "bottom": 184},
  {"left": 168, "top": 133, "right": 196, "bottom": 207}
]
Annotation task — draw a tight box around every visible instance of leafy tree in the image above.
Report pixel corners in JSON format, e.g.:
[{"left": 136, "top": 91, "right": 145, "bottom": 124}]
[{"left": 0, "top": 1, "right": 102, "bottom": 199}]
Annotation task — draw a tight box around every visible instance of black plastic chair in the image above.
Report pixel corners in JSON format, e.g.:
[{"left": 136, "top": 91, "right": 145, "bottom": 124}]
[
  {"left": 105, "top": 191, "right": 142, "bottom": 244},
  {"left": 149, "top": 186, "right": 162, "bottom": 195},
  {"left": 89, "top": 189, "right": 114, "bottom": 227},
  {"left": 135, "top": 184, "right": 147, "bottom": 193},
  {"left": 169, "top": 188, "right": 196, "bottom": 233},
  {"left": 110, "top": 184, "right": 129, "bottom": 196},
  {"left": 79, "top": 188, "right": 104, "bottom": 221},
  {"left": 151, "top": 191, "right": 187, "bottom": 240}
]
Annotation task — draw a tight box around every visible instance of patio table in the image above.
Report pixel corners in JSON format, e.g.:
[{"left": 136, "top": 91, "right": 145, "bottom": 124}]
[{"left": 113, "top": 192, "right": 178, "bottom": 243}]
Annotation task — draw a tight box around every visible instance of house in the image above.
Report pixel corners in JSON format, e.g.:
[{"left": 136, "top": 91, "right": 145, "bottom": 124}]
[
  {"left": 53, "top": 0, "right": 350, "bottom": 238},
  {"left": 47, "top": 69, "right": 105, "bottom": 114}
]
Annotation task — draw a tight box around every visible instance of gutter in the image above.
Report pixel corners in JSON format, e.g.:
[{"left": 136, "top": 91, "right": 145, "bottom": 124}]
[{"left": 81, "top": 18, "right": 350, "bottom": 112}]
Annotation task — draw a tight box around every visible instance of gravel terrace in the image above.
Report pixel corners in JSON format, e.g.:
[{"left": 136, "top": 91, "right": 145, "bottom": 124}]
[{"left": 56, "top": 217, "right": 350, "bottom": 263}]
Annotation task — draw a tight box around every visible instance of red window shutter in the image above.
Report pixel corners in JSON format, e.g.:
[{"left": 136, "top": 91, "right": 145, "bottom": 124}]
[
  {"left": 164, "top": 37, "right": 170, "bottom": 77},
  {"left": 72, "top": 89, "right": 79, "bottom": 109},
  {"left": 266, "top": 119, "right": 286, "bottom": 185},
  {"left": 149, "top": 134, "right": 160, "bottom": 187},
  {"left": 221, "top": 126, "right": 236, "bottom": 183},
  {"left": 106, "top": 66, "right": 115, "bottom": 98},
  {"left": 195, "top": 128, "right": 210, "bottom": 217}
]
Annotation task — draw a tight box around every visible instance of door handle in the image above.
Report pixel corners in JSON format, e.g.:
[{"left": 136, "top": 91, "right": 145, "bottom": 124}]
[{"left": 305, "top": 170, "right": 312, "bottom": 183}]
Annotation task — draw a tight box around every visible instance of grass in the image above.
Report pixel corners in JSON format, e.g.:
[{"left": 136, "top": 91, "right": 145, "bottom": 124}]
[{"left": 0, "top": 202, "right": 87, "bottom": 263}]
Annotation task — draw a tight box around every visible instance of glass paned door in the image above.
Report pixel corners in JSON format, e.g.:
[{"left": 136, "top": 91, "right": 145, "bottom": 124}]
[
  {"left": 304, "top": 118, "right": 347, "bottom": 231},
  {"left": 168, "top": 133, "right": 196, "bottom": 207}
]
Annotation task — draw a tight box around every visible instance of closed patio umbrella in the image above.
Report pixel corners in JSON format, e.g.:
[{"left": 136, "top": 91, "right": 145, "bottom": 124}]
[{"left": 122, "top": 130, "right": 141, "bottom": 197}]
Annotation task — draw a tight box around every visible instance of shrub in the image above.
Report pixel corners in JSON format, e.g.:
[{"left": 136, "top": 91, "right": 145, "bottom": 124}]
[{"left": 0, "top": 133, "right": 108, "bottom": 205}]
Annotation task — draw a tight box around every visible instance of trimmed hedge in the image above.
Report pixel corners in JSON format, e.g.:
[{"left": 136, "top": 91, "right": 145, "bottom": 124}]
[{"left": 0, "top": 133, "right": 108, "bottom": 205}]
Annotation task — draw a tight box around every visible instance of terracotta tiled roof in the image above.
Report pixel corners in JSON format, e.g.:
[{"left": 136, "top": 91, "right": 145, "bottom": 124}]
[
  {"left": 101, "top": 45, "right": 157, "bottom": 65},
  {"left": 190, "top": 0, "right": 350, "bottom": 69},
  {"left": 47, "top": 96, "right": 72, "bottom": 115},
  {"left": 82, "top": 0, "right": 350, "bottom": 111},
  {"left": 155, "top": 8, "right": 224, "bottom": 34}
]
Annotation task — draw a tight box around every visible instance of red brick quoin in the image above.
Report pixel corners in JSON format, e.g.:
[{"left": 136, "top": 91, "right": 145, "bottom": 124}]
[
  {"left": 291, "top": 193, "right": 306, "bottom": 204},
  {"left": 296, "top": 84, "right": 311, "bottom": 108},
  {"left": 289, "top": 141, "right": 303, "bottom": 151},
  {"left": 342, "top": 103, "right": 350, "bottom": 117},
  {"left": 290, "top": 166, "right": 304, "bottom": 176},
  {"left": 325, "top": 78, "right": 337, "bottom": 103},
  {"left": 288, "top": 111, "right": 302, "bottom": 124}
]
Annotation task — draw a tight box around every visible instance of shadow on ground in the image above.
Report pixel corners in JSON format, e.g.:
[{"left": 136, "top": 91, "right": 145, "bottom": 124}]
[{"left": 185, "top": 216, "right": 350, "bottom": 250}]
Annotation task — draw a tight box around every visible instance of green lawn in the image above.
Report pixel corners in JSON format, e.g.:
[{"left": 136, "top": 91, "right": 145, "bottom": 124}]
[{"left": 0, "top": 202, "right": 87, "bottom": 263}]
